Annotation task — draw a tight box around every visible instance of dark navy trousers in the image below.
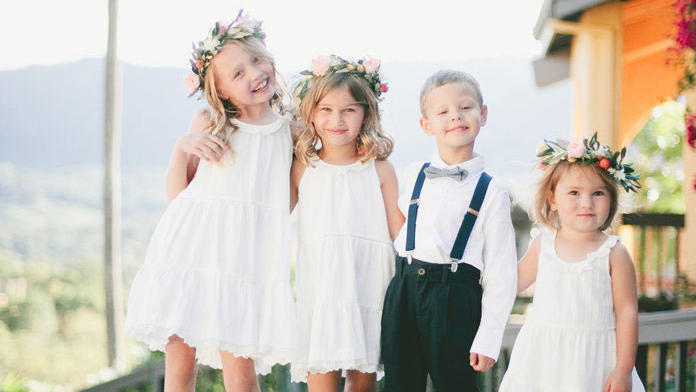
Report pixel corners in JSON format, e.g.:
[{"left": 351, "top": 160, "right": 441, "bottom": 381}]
[{"left": 381, "top": 256, "right": 482, "bottom": 392}]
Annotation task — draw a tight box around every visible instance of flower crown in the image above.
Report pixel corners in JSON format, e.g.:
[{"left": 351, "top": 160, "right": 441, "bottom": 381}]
[
  {"left": 292, "top": 55, "right": 388, "bottom": 101},
  {"left": 184, "top": 10, "right": 266, "bottom": 97},
  {"left": 537, "top": 132, "right": 641, "bottom": 192}
]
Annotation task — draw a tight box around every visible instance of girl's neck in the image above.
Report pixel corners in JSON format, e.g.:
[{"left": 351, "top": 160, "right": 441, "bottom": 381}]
[
  {"left": 318, "top": 143, "right": 359, "bottom": 165},
  {"left": 236, "top": 102, "right": 276, "bottom": 125},
  {"left": 556, "top": 226, "right": 605, "bottom": 243},
  {"left": 437, "top": 144, "right": 474, "bottom": 166}
]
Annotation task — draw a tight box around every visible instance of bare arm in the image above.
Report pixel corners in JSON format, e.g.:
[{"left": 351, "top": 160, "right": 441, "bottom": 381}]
[
  {"left": 603, "top": 243, "right": 639, "bottom": 391},
  {"left": 375, "top": 159, "right": 404, "bottom": 240},
  {"left": 517, "top": 235, "right": 542, "bottom": 293},
  {"left": 165, "top": 109, "right": 226, "bottom": 203},
  {"left": 165, "top": 142, "right": 196, "bottom": 203},
  {"left": 289, "top": 158, "right": 306, "bottom": 213}
]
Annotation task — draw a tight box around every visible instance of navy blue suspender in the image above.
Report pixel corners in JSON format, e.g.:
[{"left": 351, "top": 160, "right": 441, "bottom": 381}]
[
  {"left": 405, "top": 163, "right": 492, "bottom": 272},
  {"left": 406, "top": 163, "right": 430, "bottom": 253}
]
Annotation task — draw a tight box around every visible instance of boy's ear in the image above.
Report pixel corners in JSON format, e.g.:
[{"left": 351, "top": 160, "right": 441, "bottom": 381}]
[
  {"left": 480, "top": 104, "right": 488, "bottom": 126},
  {"left": 420, "top": 117, "right": 434, "bottom": 136}
]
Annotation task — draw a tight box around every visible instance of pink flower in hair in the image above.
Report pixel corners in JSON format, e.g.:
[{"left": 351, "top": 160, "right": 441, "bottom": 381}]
[
  {"left": 363, "top": 58, "right": 380, "bottom": 74},
  {"left": 312, "top": 56, "right": 331, "bottom": 76},
  {"left": 184, "top": 73, "right": 200, "bottom": 95},
  {"left": 567, "top": 140, "right": 586, "bottom": 159}
]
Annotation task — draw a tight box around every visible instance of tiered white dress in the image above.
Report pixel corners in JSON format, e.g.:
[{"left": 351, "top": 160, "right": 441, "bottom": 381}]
[
  {"left": 291, "top": 158, "right": 395, "bottom": 383},
  {"left": 499, "top": 231, "right": 645, "bottom": 391},
  {"left": 124, "top": 116, "right": 296, "bottom": 374}
]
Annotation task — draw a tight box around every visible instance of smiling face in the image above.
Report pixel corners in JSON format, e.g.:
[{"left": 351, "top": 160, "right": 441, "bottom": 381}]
[
  {"left": 311, "top": 85, "right": 365, "bottom": 151},
  {"left": 210, "top": 42, "right": 276, "bottom": 109},
  {"left": 549, "top": 165, "right": 613, "bottom": 233},
  {"left": 420, "top": 82, "right": 487, "bottom": 153}
]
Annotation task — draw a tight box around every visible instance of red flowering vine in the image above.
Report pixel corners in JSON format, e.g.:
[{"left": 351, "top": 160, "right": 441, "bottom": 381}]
[
  {"left": 687, "top": 113, "right": 696, "bottom": 148},
  {"left": 672, "top": 0, "right": 696, "bottom": 190},
  {"left": 672, "top": 0, "right": 696, "bottom": 90}
]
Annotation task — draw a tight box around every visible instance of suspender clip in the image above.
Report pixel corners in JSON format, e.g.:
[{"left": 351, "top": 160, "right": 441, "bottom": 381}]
[
  {"left": 406, "top": 251, "right": 413, "bottom": 264},
  {"left": 449, "top": 258, "right": 459, "bottom": 273},
  {"left": 409, "top": 198, "right": 419, "bottom": 205}
]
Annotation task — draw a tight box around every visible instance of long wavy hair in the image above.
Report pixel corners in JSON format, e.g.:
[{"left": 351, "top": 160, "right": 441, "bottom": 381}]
[
  {"left": 533, "top": 160, "right": 619, "bottom": 231},
  {"left": 294, "top": 72, "right": 393, "bottom": 165},
  {"left": 201, "top": 37, "right": 289, "bottom": 150}
]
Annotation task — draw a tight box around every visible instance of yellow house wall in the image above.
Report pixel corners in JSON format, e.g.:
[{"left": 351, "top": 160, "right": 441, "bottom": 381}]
[{"left": 621, "top": 0, "right": 681, "bottom": 145}]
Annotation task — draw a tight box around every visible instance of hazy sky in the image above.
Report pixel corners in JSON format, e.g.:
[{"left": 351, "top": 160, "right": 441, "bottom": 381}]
[{"left": 1, "top": 0, "right": 545, "bottom": 71}]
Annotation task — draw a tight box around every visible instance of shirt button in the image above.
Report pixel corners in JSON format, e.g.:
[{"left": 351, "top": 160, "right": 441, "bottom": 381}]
[{"left": 417, "top": 268, "right": 426, "bottom": 276}]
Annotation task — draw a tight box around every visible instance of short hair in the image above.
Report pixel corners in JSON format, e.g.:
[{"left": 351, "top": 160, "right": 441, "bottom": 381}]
[
  {"left": 533, "top": 160, "right": 620, "bottom": 231},
  {"left": 419, "top": 70, "right": 483, "bottom": 116}
]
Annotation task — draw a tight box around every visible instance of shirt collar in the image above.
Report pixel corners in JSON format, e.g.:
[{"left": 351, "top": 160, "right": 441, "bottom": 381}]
[{"left": 429, "top": 151, "right": 484, "bottom": 176}]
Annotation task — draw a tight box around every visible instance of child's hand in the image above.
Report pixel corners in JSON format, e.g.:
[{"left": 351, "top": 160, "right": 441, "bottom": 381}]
[
  {"left": 177, "top": 133, "right": 227, "bottom": 162},
  {"left": 469, "top": 352, "right": 494, "bottom": 372},
  {"left": 602, "top": 369, "right": 632, "bottom": 392}
]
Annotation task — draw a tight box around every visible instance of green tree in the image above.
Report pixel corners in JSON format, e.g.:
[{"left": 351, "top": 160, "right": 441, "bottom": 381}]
[{"left": 629, "top": 101, "right": 686, "bottom": 213}]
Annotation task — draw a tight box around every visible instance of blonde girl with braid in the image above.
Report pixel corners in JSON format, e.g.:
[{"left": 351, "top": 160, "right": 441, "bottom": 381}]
[
  {"left": 125, "top": 12, "right": 296, "bottom": 392},
  {"left": 289, "top": 55, "right": 403, "bottom": 391}
]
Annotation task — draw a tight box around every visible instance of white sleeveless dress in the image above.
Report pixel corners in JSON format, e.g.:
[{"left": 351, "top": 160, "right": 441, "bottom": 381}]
[
  {"left": 291, "top": 158, "right": 395, "bottom": 383},
  {"left": 124, "top": 116, "right": 296, "bottom": 374},
  {"left": 499, "top": 231, "right": 645, "bottom": 391}
]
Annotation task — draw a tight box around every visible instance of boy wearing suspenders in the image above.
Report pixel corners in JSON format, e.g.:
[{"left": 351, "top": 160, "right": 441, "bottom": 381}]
[{"left": 381, "top": 71, "right": 518, "bottom": 392}]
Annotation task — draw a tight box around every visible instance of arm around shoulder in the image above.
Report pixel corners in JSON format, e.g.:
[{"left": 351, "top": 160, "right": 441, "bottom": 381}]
[
  {"left": 165, "top": 109, "right": 215, "bottom": 202},
  {"left": 375, "top": 159, "right": 404, "bottom": 240}
]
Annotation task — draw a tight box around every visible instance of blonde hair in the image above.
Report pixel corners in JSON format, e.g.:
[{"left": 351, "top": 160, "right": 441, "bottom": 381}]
[
  {"left": 201, "top": 37, "right": 288, "bottom": 149},
  {"left": 419, "top": 70, "right": 483, "bottom": 116},
  {"left": 294, "top": 72, "right": 393, "bottom": 165},
  {"left": 534, "top": 160, "right": 619, "bottom": 231}
]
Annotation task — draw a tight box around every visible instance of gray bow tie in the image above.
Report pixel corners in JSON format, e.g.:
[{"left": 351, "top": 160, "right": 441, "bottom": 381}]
[{"left": 424, "top": 166, "right": 468, "bottom": 181}]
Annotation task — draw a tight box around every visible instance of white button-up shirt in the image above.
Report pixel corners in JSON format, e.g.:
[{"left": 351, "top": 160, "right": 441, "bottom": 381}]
[{"left": 394, "top": 152, "right": 518, "bottom": 361}]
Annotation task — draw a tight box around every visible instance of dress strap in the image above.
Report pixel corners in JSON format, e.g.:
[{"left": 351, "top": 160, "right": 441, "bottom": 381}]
[{"left": 594, "top": 235, "right": 620, "bottom": 258}]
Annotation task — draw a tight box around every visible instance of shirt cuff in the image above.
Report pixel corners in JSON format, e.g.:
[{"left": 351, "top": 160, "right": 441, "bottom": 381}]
[{"left": 470, "top": 325, "right": 504, "bottom": 362}]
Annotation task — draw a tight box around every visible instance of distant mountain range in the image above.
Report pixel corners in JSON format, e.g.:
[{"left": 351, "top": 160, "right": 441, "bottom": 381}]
[{"left": 0, "top": 57, "right": 571, "bottom": 173}]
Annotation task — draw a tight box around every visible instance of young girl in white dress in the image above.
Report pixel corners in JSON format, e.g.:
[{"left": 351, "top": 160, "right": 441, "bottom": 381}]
[
  {"left": 499, "top": 134, "right": 644, "bottom": 392},
  {"left": 124, "top": 12, "right": 296, "bottom": 392},
  {"left": 289, "top": 55, "right": 403, "bottom": 391}
]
